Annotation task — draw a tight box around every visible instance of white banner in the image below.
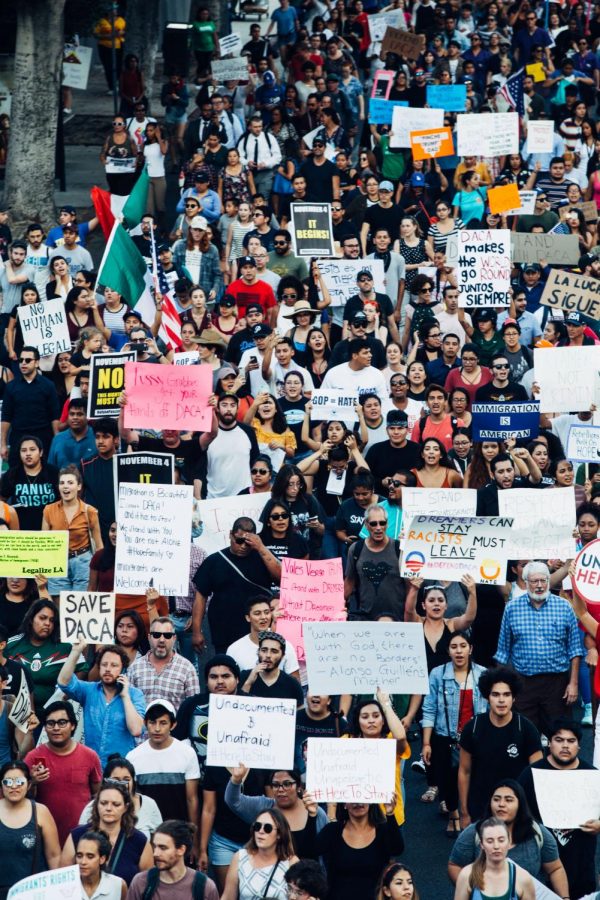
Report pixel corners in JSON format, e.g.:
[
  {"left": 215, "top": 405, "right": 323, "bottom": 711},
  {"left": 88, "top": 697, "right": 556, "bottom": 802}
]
[
  {"left": 317, "top": 258, "right": 385, "bottom": 307},
  {"left": 457, "top": 112, "right": 519, "bottom": 156},
  {"left": 114, "top": 483, "right": 193, "bottom": 595},
  {"left": 390, "top": 105, "right": 444, "bottom": 149},
  {"left": 527, "top": 120, "right": 554, "bottom": 154},
  {"left": 534, "top": 346, "right": 600, "bottom": 413},
  {"left": 498, "top": 487, "right": 577, "bottom": 559},
  {"left": 533, "top": 769, "right": 600, "bottom": 829},
  {"left": 303, "top": 621, "right": 429, "bottom": 695},
  {"left": 306, "top": 737, "right": 396, "bottom": 803},
  {"left": 17, "top": 299, "right": 70, "bottom": 357},
  {"left": 310, "top": 389, "right": 358, "bottom": 423},
  {"left": 205, "top": 694, "right": 296, "bottom": 769},
  {"left": 211, "top": 58, "right": 249, "bottom": 82}
]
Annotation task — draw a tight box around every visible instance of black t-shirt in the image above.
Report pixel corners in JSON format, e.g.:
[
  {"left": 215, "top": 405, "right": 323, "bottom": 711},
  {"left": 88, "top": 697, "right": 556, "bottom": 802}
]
[
  {"left": 136, "top": 436, "right": 203, "bottom": 484},
  {"left": 476, "top": 477, "right": 539, "bottom": 516},
  {"left": 460, "top": 712, "right": 542, "bottom": 818},
  {"left": 519, "top": 758, "right": 597, "bottom": 898},
  {"left": 335, "top": 497, "right": 376, "bottom": 537},
  {"left": 343, "top": 292, "right": 394, "bottom": 324},
  {"left": 193, "top": 548, "right": 273, "bottom": 650},
  {"left": 279, "top": 397, "right": 309, "bottom": 453},
  {"left": 365, "top": 440, "right": 421, "bottom": 492},
  {"left": 363, "top": 206, "right": 402, "bottom": 250},
  {"left": 474, "top": 382, "right": 529, "bottom": 403},
  {"left": 0, "top": 595, "right": 34, "bottom": 638},
  {"left": 240, "top": 669, "right": 304, "bottom": 706},
  {"left": 2, "top": 658, "right": 34, "bottom": 698},
  {"left": 225, "top": 327, "right": 256, "bottom": 366},
  {"left": 262, "top": 531, "right": 309, "bottom": 562},
  {"left": 202, "top": 765, "right": 267, "bottom": 843},
  {"left": 81, "top": 455, "right": 115, "bottom": 544},
  {"left": 0, "top": 465, "right": 59, "bottom": 531},
  {"left": 300, "top": 158, "right": 339, "bottom": 202},
  {"left": 312, "top": 459, "right": 357, "bottom": 516}
]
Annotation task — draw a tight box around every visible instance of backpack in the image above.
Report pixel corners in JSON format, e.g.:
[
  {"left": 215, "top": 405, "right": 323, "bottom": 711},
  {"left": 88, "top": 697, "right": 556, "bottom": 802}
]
[
  {"left": 347, "top": 537, "right": 401, "bottom": 619},
  {"left": 142, "top": 868, "right": 206, "bottom": 900}
]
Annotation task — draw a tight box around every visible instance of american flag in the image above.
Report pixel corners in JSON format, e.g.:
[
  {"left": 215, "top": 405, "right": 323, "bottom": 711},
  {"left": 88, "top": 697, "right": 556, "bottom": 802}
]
[
  {"left": 156, "top": 259, "right": 183, "bottom": 350},
  {"left": 499, "top": 69, "right": 525, "bottom": 116}
]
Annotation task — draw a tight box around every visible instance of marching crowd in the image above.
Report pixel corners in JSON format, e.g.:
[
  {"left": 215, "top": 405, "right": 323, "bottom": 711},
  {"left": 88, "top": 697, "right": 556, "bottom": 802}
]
[{"left": 4, "top": 0, "right": 600, "bottom": 899}]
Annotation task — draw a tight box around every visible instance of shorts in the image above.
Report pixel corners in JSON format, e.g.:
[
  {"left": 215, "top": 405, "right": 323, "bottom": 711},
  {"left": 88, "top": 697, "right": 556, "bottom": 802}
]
[
  {"left": 208, "top": 831, "right": 244, "bottom": 866},
  {"left": 165, "top": 109, "right": 188, "bottom": 126}
]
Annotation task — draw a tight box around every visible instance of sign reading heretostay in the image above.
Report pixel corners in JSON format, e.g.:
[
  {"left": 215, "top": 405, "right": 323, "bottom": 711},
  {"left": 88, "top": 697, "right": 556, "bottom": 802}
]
[{"left": 471, "top": 402, "right": 540, "bottom": 441}]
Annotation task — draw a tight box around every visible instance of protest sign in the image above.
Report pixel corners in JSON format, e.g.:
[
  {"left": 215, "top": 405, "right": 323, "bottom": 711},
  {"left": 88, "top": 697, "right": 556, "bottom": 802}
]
[
  {"left": 532, "top": 769, "right": 600, "bottom": 829},
  {"left": 206, "top": 693, "right": 296, "bottom": 769},
  {"left": 566, "top": 425, "right": 600, "bottom": 463},
  {"left": 62, "top": 44, "right": 92, "bottom": 89},
  {"left": 390, "top": 106, "right": 443, "bottom": 149},
  {"left": 526, "top": 62, "right": 546, "bottom": 82},
  {"left": 573, "top": 538, "right": 600, "bottom": 605},
  {"left": 291, "top": 203, "right": 334, "bottom": 257},
  {"left": 277, "top": 556, "right": 346, "bottom": 662},
  {"left": 124, "top": 361, "right": 213, "bottom": 432},
  {"left": 456, "top": 112, "right": 518, "bottom": 156},
  {"left": 368, "top": 11, "right": 402, "bottom": 41},
  {"left": 114, "top": 483, "right": 193, "bottom": 595},
  {"left": 498, "top": 487, "right": 577, "bottom": 559},
  {"left": 526, "top": 119, "right": 554, "bottom": 153},
  {"left": 410, "top": 127, "right": 454, "bottom": 160},
  {"left": 87, "top": 351, "right": 135, "bottom": 418},
  {"left": 17, "top": 299, "right": 70, "bottom": 357},
  {"left": 487, "top": 183, "right": 521, "bottom": 215},
  {"left": 534, "top": 346, "right": 600, "bottom": 412},
  {"left": 559, "top": 201, "right": 598, "bottom": 224},
  {"left": 195, "top": 493, "right": 269, "bottom": 554},
  {"left": 540, "top": 269, "right": 600, "bottom": 320},
  {"left": 219, "top": 32, "right": 242, "bottom": 55},
  {"left": 114, "top": 452, "right": 175, "bottom": 509},
  {"left": 381, "top": 26, "right": 425, "bottom": 59},
  {"left": 400, "top": 515, "right": 511, "bottom": 584},
  {"left": 8, "top": 866, "right": 80, "bottom": 900},
  {"left": 0, "top": 531, "right": 68, "bottom": 577},
  {"left": 427, "top": 84, "right": 466, "bottom": 111},
  {"left": 8, "top": 672, "right": 32, "bottom": 733},
  {"left": 371, "top": 70, "right": 394, "bottom": 99},
  {"left": 401, "top": 487, "right": 477, "bottom": 522},
  {"left": 59, "top": 591, "right": 115, "bottom": 644},
  {"left": 471, "top": 402, "right": 540, "bottom": 441},
  {"left": 304, "top": 622, "right": 429, "bottom": 695},
  {"left": 310, "top": 389, "right": 358, "bottom": 423},
  {"left": 317, "top": 258, "right": 385, "bottom": 307},
  {"left": 446, "top": 229, "right": 511, "bottom": 308},
  {"left": 173, "top": 351, "right": 199, "bottom": 366},
  {"left": 368, "top": 98, "right": 408, "bottom": 125},
  {"left": 504, "top": 190, "right": 537, "bottom": 217},
  {"left": 512, "top": 233, "right": 580, "bottom": 266},
  {"left": 306, "top": 737, "right": 396, "bottom": 803},
  {"left": 210, "top": 58, "right": 249, "bottom": 82}
]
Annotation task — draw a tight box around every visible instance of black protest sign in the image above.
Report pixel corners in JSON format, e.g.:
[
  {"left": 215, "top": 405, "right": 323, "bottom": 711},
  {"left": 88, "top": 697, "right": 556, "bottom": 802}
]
[
  {"left": 113, "top": 452, "right": 175, "bottom": 508},
  {"left": 291, "top": 203, "right": 335, "bottom": 257},
  {"left": 88, "top": 351, "right": 136, "bottom": 418}
]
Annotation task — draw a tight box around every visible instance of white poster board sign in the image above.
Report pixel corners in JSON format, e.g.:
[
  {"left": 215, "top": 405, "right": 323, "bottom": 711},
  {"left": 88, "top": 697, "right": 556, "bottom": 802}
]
[
  {"left": 8, "top": 672, "right": 32, "bottom": 733},
  {"left": 445, "top": 229, "right": 511, "bottom": 308},
  {"left": 534, "top": 346, "right": 600, "bottom": 413},
  {"left": 401, "top": 487, "right": 477, "bottom": 522},
  {"left": 173, "top": 351, "right": 199, "bottom": 366},
  {"left": 566, "top": 425, "right": 600, "bottom": 463},
  {"left": 305, "top": 737, "right": 396, "bottom": 803},
  {"left": 205, "top": 694, "right": 296, "bottom": 769},
  {"left": 303, "top": 621, "right": 429, "bottom": 695},
  {"left": 498, "top": 487, "right": 577, "bottom": 559},
  {"left": 527, "top": 120, "right": 554, "bottom": 154},
  {"left": 195, "top": 493, "right": 269, "bottom": 554},
  {"left": 457, "top": 112, "right": 519, "bottom": 156},
  {"left": 62, "top": 45, "right": 93, "bottom": 89},
  {"left": 17, "top": 299, "right": 70, "bottom": 357},
  {"left": 390, "top": 106, "right": 444, "bottom": 148},
  {"left": 114, "top": 483, "right": 193, "bottom": 595},
  {"left": 533, "top": 769, "right": 600, "bottom": 829},
  {"left": 310, "top": 390, "right": 358, "bottom": 423},
  {"left": 317, "top": 258, "right": 385, "bottom": 307},
  {"left": 59, "top": 591, "right": 115, "bottom": 644},
  {"left": 8, "top": 867, "right": 80, "bottom": 900}
]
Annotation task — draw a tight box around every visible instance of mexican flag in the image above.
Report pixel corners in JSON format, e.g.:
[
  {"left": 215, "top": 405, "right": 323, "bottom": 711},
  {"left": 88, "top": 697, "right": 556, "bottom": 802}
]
[
  {"left": 122, "top": 168, "right": 150, "bottom": 230},
  {"left": 95, "top": 221, "right": 156, "bottom": 325}
]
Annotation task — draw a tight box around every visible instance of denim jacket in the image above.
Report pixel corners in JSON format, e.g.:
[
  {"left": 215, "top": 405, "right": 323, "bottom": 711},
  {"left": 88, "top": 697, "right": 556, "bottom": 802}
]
[{"left": 421, "top": 662, "right": 488, "bottom": 738}]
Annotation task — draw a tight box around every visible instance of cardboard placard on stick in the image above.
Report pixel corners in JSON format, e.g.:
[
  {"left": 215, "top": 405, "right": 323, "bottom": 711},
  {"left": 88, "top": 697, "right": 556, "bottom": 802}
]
[
  {"left": 512, "top": 233, "right": 580, "bottom": 266},
  {"left": 540, "top": 268, "right": 600, "bottom": 321},
  {"left": 381, "top": 26, "right": 425, "bottom": 60}
]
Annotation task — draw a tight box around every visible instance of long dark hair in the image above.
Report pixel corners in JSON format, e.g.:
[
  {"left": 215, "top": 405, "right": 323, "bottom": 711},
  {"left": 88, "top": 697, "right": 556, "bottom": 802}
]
[
  {"left": 351, "top": 698, "right": 389, "bottom": 737},
  {"left": 19, "top": 282, "right": 41, "bottom": 305},
  {"left": 260, "top": 498, "right": 294, "bottom": 542},
  {"left": 417, "top": 437, "right": 452, "bottom": 470},
  {"left": 0, "top": 577, "right": 39, "bottom": 605},
  {"left": 114, "top": 609, "right": 149, "bottom": 654},
  {"left": 19, "top": 598, "right": 60, "bottom": 643},
  {"left": 65, "top": 286, "right": 89, "bottom": 315},
  {"left": 271, "top": 465, "right": 308, "bottom": 501},
  {"left": 482, "top": 779, "right": 538, "bottom": 845},
  {"left": 245, "top": 808, "right": 295, "bottom": 860},
  {"left": 255, "top": 393, "right": 289, "bottom": 434}
]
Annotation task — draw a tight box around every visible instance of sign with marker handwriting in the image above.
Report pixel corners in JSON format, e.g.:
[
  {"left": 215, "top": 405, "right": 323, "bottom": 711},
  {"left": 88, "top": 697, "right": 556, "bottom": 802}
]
[
  {"left": 303, "top": 622, "right": 429, "bottom": 694},
  {"left": 60, "top": 591, "right": 116, "bottom": 644},
  {"left": 206, "top": 694, "right": 296, "bottom": 769},
  {"left": 446, "top": 229, "right": 511, "bottom": 308},
  {"left": 124, "top": 361, "right": 213, "bottom": 432},
  {"left": 498, "top": 487, "right": 577, "bottom": 560},
  {"left": 195, "top": 493, "right": 269, "bottom": 554},
  {"left": 0, "top": 532, "right": 68, "bottom": 578},
  {"left": 533, "top": 346, "right": 600, "bottom": 413},
  {"left": 17, "top": 299, "right": 70, "bottom": 357},
  {"left": 566, "top": 425, "right": 600, "bottom": 463},
  {"left": 410, "top": 127, "right": 454, "bottom": 160},
  {"left": 305, "top": 737, "right": 396, "bottom": 803},
  {"left": 276, "top": 557, "right": 346, "bottom": 663},
  {"left": 540, "top": 268, "right": 600, "bottom": 319},
  {"left": 8, "top": 672, "right": 32, "bottom": 733},
  {"left": 317, "top": 258, "right": 385, "bottom": 307}
]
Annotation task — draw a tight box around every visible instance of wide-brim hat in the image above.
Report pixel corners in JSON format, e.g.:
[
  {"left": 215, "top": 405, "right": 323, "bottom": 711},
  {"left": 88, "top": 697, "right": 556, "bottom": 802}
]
[
  {"left": 191, "top": 326, "right": 227, "bottom": 349},
  {"left": 282, "top": 300, "right": 319, "bottom": 319}
]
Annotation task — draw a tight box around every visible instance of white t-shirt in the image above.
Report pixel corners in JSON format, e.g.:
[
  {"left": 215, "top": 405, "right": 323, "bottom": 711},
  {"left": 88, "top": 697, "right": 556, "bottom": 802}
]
[
  {"left": 239, "top": 347, "right": 270, "bottom": 396},
  {"left": 435, "top": 310, "right": 472, "bottom": 348},
  {"left": 127, "top": 115, "right": 157, "bottom": 149},
  {"left": 227, "top": 633, "right": 300, "bottom": 674},
  {"left": 321, "top": 363, "right": 388, "bottom": 399},
  {"left": 25, "top": 243, "right": 50, "bottom": 292},
  {"left": 268, "top": 360, "right": 315, "bottom": 397},
  {"left": 206, "top": 423, "right": 255, "bottom": 498},
  {"left": 144, "top": 141, "right": 166, "bottom": 178}
]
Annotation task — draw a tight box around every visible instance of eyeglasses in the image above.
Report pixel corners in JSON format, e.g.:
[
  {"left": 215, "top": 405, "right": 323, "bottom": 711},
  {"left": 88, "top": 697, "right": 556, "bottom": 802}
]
[
  {"left": 271, "top": 780, "right": 296, "bottom": 789},
  {"left": 368, "top": 520, "right": 387, "bottom": 527},
  {"left": 270, "top": 512, "right": 290, "bottom": 521},
  {"left": 492, "top": 364, "right": 509, "bottom": 369},
  {"left": 251, "top": 468, "right": 269, "bottom": 475},
  {"left": 19, "top": 357, "right": 35, "bottom": 363},
  {"left": 46, "top": 718, "right": 70, "bottom": 728},
  {"left": 2, "top": 777, "right": 27, "bottom": 788},
  {"left": 150, "top": 632, "right": 176, "bottom": 639},
  {"left": 287, "top": 887, "right": 308, "bottom": 898},
  {"left": 253, "top": 821, "right": 275, "bottom": 833}
]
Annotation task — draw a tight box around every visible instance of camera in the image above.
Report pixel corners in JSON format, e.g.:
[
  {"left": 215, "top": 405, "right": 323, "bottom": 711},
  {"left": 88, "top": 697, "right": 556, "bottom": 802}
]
[{"left": 131, "top": 341, "right": 148, "bottom": 354}]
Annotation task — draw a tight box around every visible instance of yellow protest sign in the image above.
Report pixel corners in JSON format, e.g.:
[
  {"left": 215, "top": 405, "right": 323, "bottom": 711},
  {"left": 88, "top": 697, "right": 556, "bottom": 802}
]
[
  {"left": 0, "top": 531, "right": 69, "bottom": 577},
  {"left": 526, "top": 63, "right": 546, "bottom": 82}
]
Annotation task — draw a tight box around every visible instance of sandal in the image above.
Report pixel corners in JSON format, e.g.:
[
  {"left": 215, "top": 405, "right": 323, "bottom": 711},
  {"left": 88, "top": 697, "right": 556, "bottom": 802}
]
[
  {"left": 420, "top": 786, "right": 439, "bottom": 803},
  {"left": 446, "top": 816, "right": 462, "bottom": 836},
  {"left": 439, "top": 800, "right": 448, "bottom": 815}
]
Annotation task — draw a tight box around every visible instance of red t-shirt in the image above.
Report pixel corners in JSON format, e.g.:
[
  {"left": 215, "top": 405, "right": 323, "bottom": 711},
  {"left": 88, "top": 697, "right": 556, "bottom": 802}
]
[
  {"left": 24, "top": 742, "right": 102, "bottom": 844},
  {"left": 227, "top": 278, "right": 276, "bottom": 318},
  {"left": 411, "top": 414, "right": 466, "bottom": 450}
]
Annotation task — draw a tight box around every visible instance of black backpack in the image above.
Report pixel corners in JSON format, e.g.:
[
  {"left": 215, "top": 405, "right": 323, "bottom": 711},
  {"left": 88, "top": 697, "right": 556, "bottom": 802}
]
[
  {"left": 347, "top": 537, "right": 401, "bottom": 620},
  {"left": 143, "top": 868, "right": 206, "bottom": 900}
]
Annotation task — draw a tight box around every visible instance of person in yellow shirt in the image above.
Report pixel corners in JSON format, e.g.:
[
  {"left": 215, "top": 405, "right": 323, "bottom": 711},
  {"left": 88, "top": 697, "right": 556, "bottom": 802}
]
[
  {"left": 93, "top": 13, "right": 126, "bottom": 92},
  {"left": 453, "top": 156, "right": 493, "bottom": 190}
]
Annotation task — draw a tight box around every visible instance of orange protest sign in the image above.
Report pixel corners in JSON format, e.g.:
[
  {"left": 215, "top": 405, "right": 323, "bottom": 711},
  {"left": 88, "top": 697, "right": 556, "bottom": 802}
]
[
  {"left": 487, "top": 183, "right": 521, "bottom": 215},
  {"left": 410, "top": 127, "right": 454, "bottom": 160}
]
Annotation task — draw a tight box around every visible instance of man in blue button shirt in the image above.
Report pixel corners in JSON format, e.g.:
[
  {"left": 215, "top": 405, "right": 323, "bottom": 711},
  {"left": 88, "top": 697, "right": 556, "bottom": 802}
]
[
  {"left": 48, "top": 399, "right": 98, "bottom": 469},
  {"left": 58, "top": 641, "right": 145, "bottom": 766},
  {"left": 495, "top": 560, "right": 582, "bottom": 734}
]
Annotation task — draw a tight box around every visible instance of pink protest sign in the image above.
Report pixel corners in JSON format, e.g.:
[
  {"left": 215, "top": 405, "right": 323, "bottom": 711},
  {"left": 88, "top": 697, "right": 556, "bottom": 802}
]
[
  {"left": 276, "top": 557, "right": 346, "bottom": 662},
  {"left": 124, "top": 361, "right": 213, "bottom": 432}
]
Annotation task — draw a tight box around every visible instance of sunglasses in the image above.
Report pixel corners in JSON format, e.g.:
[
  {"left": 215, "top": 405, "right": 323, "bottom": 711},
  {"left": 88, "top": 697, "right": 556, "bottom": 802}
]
[
  {"left": 282, "top": 293, "right": 297, "bottom": 298},
  {"left": 390, "top": 480, "right": 405, "bottom": 488},
  {"left": 270, "top": 512, "right": 290, "bottom": 520},
  {"left": 2, "top": 777, "right": 27, "bottom": 788},
  {"left": 391, "top": 380, "right": 407, "bottom": 386},
  {"left": 492, "top": 364, "right": 510, "bottom": 369},
  {"left": 368, "top": 520, "right": 387, "bottom": 526},
  {"left": 419, "top": 288, "right": 432, "bottom": 293},
  {"left": 274, "top": 241, "right": 288, "bottom": 246},
  {"left": 234, "top": 536, "right": 248, "bottom": 545},
  {"left": 185, "top": 203, "right": 199, "bottom": 207},
  {"left": 150, "top": 632, "right": 176, "bottom": 639},
  {"left": 357, "top": 276, "right": 372, "bottom": 282},
  {"left": 113, "top": 121, "right": 125, "bottom": 126},
  {"left": 332, "top": 206, "right": 343, "bottom": 211},
  {"left": 19, "top": 357, "right": 35, "bottom": 363},
  {"left": 251, "top": 468, "right": 270, "bottom": 475},
  {"left": 253, "top": 821, "right": 275, "bottom": 833}
]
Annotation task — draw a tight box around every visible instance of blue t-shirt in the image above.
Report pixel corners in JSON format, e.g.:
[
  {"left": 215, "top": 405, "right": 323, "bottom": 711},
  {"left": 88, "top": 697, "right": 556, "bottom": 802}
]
[
  {"left": 271, "top": 6, "right": 297, "bottom": 37},
  {"left": 46, "top": 221, "right": 90, "bottom": 249}
]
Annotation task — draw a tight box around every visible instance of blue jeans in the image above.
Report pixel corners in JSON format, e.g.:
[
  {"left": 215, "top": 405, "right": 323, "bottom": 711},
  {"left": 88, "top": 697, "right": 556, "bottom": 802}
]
[
  {"left": 48, "top": 550, "right": 93, "bottom": 595},
  {"left": 170, "top": 612, "right": 200, "bottom": 678},
  {"left": 322, "top": 516, "right": 341, "bottom": 560}
]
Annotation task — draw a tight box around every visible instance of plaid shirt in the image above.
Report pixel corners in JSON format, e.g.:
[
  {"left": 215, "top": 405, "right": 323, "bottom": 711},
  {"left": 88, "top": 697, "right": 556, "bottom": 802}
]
[
  {"left": 128, "top": 651, "right": 200, "bottom": 711},
  {"left": 172, "top": 543, "right": 206, "bottom": 615},
  {"left": 495, "top": 593, "right": 582, "bottom": 676}
]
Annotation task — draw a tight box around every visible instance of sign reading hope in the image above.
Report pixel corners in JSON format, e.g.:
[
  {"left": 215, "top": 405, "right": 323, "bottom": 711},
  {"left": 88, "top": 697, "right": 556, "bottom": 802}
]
[{"left": 60, "top": 591, "right": 116, "bottom": 643}]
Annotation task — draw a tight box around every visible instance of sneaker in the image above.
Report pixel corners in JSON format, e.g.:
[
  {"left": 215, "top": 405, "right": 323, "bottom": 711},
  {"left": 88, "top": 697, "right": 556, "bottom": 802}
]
[
  {"left": 411, "top": 755, "right": 426, "bottom": 774},
  {"left": 582, "top": 703, "right": 593, "bottom": 726}
]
